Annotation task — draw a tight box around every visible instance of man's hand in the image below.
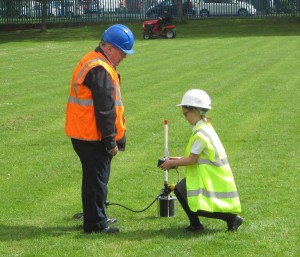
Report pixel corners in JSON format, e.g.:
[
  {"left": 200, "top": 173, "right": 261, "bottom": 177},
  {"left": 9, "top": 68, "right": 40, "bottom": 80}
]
[{"left": 106, "top": 146, "right": 118, "bottom": 156}]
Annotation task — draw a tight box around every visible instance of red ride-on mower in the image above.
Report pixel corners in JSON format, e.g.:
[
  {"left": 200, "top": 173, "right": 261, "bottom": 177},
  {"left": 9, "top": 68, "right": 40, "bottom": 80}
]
[{"left": 142, "top": 19, "right": 176, "bottom": 39}]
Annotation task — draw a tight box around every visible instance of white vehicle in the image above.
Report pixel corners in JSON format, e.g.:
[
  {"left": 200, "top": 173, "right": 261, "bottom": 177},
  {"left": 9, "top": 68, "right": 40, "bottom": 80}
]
[
  {"left": 196, "top": 0, "right": 256, "bottom": 17},
  {"left": 102, "top": 0, "right": 121, "bottom": 13},
  {"left": 20, "top": 1, "right": 58, "bottom": 18}
]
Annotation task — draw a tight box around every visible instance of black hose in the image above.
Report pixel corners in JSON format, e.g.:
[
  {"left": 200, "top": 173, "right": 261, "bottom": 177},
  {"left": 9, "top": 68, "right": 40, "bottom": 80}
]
[
  {"left": 107, "top": 194, "right": 160, "bottom": 213},
  {"left": 72, "top": 195, "right": 160, "bottom": 220}
]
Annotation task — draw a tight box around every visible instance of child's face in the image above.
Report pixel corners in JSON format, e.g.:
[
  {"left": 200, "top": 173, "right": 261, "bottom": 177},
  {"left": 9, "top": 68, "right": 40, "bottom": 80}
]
[{"left": 182, "top": 107, "right": 201, "bottom": 126}]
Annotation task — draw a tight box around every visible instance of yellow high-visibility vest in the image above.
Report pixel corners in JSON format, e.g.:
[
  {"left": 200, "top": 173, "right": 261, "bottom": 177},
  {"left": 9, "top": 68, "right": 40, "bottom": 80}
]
[{"left": 185, "top": 121, "right": 241, "bottom": 213}]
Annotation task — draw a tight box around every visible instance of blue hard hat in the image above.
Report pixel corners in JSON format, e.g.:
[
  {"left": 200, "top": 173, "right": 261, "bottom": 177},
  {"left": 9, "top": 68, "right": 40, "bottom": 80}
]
[{"left": 102, "top": 24, "right": 134, "bottom": 55}]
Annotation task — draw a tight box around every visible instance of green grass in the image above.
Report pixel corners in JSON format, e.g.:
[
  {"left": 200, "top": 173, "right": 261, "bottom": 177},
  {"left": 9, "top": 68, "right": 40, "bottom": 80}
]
[{"left": 1, "top": 18, "right": 300, "bottom": 257}]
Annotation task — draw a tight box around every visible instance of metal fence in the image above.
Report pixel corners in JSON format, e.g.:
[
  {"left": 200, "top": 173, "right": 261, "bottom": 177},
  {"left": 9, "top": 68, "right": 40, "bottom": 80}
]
[{"left": 0, "top": 0, "right": 299, "bottom": 26}]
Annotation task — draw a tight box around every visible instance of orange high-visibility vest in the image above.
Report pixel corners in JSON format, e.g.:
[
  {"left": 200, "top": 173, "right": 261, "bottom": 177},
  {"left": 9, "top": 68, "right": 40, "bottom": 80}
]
[{"left": 65, "top": 50, "right": 125, "bottom": 141}]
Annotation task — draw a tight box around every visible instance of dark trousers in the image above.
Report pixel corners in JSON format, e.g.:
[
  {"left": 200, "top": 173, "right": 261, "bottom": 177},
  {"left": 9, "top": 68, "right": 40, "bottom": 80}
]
[
  {"left": 71, "top": 138, "right": 112, "bottom": 233},
  {"left": 174, "top": 178, "right": 237, "bottom": 227}
]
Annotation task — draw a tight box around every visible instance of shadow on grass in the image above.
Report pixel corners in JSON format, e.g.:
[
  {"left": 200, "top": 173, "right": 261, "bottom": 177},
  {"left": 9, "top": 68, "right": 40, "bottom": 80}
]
[
  {"left": 0, "top": 18, "right": 299, "bottom": 44},
  {"left": 0, "top": 223, "right": 223, "bottom": 241},
  {"left": 115, "top": 227, "right": 222, "bottom": 241},
  {"left": 0, "top": 224, "right": 83, "bottom": 242},
  {"left": 73, "top": 225, "right": 223, "bottom": 240}
]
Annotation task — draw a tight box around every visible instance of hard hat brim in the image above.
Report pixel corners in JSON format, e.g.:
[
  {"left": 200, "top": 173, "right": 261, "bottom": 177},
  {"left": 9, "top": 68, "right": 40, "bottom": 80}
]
[
  {"left": 123, "top": 48, "right": 134, "bottom": 55},
  {"left": 176, "top": 103, "right": 212, "bottom": 109}
]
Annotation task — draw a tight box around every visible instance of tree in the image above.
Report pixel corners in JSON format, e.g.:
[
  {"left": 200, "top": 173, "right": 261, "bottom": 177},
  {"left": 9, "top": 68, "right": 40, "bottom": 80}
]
[
  {"left": 41, "top": 0, "right": 47, "bottom": 32},
  {"left": 177, "top": 0, "right": 183, "bottom": 22}
]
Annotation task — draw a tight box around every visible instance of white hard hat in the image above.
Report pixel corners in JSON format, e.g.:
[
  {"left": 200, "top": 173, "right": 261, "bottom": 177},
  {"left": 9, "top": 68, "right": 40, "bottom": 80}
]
[{"left": 176, "top": 89, "right": 212, "bottom": 110}]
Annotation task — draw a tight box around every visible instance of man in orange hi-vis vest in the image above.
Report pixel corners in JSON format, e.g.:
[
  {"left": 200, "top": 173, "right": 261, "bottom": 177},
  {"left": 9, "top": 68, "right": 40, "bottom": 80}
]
[{"left": 65, "top": 24, "right": 135, "bottom": 234}]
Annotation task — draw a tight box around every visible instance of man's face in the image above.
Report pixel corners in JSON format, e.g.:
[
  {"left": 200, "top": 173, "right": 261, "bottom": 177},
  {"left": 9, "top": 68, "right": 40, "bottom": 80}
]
[{"left": 106, "top": 44, "right": 127, "bottom": 66}]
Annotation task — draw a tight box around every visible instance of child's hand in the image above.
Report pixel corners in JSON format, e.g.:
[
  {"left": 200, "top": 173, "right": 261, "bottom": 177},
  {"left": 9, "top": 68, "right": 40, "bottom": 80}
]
[{"left": 159, "top": 159, "right": 177, "bottom": 170}]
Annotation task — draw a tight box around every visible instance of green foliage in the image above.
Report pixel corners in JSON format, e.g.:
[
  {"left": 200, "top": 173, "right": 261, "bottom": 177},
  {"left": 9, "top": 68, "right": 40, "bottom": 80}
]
[{"left": 0, "top": 18, "right": 300, "bottom": 257}]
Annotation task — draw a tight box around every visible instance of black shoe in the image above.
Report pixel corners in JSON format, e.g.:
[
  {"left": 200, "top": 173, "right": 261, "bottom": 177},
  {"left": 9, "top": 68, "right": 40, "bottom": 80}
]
[
  {"left": 100, "top": 227, "right": 120, "bottom": 234},
  {"left": 107, "top": 217, "right": 118, "bottom": 225},
  {"left": 227, "top": 215, "right": 243, "bottom": 231},
  {"left": 186, "top": 224, "right": 204, "bottom": 232}
]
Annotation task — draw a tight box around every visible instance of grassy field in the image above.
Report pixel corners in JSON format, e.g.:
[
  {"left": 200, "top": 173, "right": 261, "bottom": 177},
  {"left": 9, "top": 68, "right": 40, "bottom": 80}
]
[{"left": 0, "top": 18, "right": 300, "bottom": 257}]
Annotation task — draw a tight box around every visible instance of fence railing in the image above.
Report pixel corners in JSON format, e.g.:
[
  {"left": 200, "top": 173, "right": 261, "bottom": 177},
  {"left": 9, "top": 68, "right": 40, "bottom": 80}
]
[{"left": 0, "top": 0, "right": 299, "bottom": 25}]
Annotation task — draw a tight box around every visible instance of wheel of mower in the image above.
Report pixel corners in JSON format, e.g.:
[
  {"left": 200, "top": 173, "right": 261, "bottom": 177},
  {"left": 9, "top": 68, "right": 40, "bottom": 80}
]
[
  {"left": 143, "top": 32, "right": 151, "bottom": 40},
  {"left": 165, "top": 29, "right": 175, "bottom": 39}
]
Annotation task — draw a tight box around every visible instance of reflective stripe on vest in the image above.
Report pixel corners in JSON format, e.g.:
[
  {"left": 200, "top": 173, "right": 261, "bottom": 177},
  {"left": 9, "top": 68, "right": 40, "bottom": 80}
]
[
  {"left": 197, "top": 157, "right": 229, "bottom": 167},
  {"left": 188, "top": 188, "right": 239, "bottom": 199},
  {"left": 68, "top": 96, "right": 93, "bottom": 106}
]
